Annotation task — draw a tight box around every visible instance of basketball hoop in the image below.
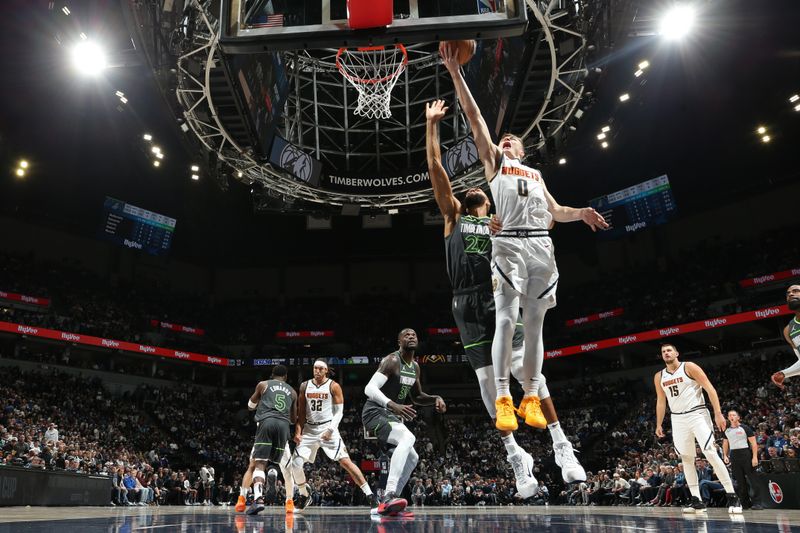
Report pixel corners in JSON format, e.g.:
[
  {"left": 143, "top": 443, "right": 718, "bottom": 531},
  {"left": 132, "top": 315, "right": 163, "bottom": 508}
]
[{"left": 336, "top": 45, "right": 408, "bottom": 120}]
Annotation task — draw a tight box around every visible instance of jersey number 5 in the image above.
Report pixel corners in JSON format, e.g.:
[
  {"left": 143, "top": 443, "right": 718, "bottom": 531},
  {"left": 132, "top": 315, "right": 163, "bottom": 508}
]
[
  {"left": 517, "top": 179, "right": 529, "bottom": 197},
  {"left": 668, "top": 385, "right": 679, "bottom": 398},
  {"left": 274, "top": 393, "right": 287, "bottom": 412}
]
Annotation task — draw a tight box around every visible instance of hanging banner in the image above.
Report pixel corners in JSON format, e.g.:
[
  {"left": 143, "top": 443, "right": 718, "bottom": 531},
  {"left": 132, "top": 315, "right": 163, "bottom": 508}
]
[
  {"left": 0, "top": 290, "right": 51, "bottom": 307},
  {"left": 150, "top": 320, "right": 205, "bottom": 336},
  {"left": 739, "top": 268, "right": 800, "bottom": 288}
]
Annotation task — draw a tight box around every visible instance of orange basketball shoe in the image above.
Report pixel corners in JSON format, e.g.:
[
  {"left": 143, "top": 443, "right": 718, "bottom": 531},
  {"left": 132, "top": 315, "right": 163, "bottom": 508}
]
[
  {"left": 234, "top": 495, "right": 246, "bottom": 513},
  {"left": 285, "top": 499, "right": 295, "bottom": 514},
  {"left": 495, "top": 396, "right": 518, "bottom": 431},
  {"left": 517, "top": 396, "right": 547, "bottom": 429}
]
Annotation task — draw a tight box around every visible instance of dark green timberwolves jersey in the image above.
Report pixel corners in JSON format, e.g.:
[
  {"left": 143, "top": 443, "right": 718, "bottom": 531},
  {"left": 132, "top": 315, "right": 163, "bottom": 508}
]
[
  {"left": 789, "top": 317, "right": 800, "bottom": 350},
  {"left": 366, "top": 352, "right": 418, "bottom": 408},
  {"left": 445, "top": 215, "right": 492, "bottom": 290},
  {"left": 255, "top": 379, "right": 294, "bottom": 423}
]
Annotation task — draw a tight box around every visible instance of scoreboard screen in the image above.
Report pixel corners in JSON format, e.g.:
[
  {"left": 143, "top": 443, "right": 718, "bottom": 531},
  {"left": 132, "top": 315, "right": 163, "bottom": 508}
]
[
  {"left": 100, "top": 197, "right": 177, "bottom": 256},
  {"left": 590, "top": 175, "right": 677, "bottom": 238}
]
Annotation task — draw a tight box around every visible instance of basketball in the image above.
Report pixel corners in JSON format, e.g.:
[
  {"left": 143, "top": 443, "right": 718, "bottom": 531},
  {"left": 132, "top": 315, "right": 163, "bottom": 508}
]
[{"left": 439, "top": 40, "right": 476, "bottom": 65}]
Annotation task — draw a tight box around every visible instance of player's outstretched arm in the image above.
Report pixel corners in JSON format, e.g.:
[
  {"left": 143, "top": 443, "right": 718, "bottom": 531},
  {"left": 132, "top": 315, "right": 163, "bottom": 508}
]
[
  {"left": 426, "top": 99, "right": 461, "bottom": 236},
  {"left": 248, "top": 381, "right": 265, "bottom": 410},
  {"left": 295, "top": 381, "right": 308, "bottom": 443},
  {"left": 654, "top": 372, "right": 666, "bottom": 438},
  {"left": 440, "top": 45, "right": 502, "bottom": 181},
  {"left": 541, "top": 182, "right": 608, "bottom": 231},
  {"left": 685, "top": 362, "right": 726, "bottom": 432},
  {"left": 410, "top": 363, "right": 446, "bottom": 412}
]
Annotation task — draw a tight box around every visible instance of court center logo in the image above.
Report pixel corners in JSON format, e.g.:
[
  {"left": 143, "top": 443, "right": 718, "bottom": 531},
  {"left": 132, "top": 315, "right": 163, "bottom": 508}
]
[
  {"left": 280, "top": 143, "right": 313, "bottom": 182},
  {"left": 769, "top": 480, "right": 783, "bottom": 504}
]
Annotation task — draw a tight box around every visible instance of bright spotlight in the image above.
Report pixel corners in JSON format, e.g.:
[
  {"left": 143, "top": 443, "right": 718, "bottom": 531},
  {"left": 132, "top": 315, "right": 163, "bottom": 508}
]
[
  {"left": 15, "top": 168, "right": 25, "bottom": 177},
  {"left": 619, "top": 93, "right": 630, "bottom": 102},
  {"left": 597, "top": 133, "right": 606, "bottom": 140},
  {"left": 601, "top": 126, "right": 611, "bottom": 133},
  {"left": 191, "top": 165, "right": 200, "bottom": 172},
  {"left": 153, "top": 160, "right": 161, "bottom": 167},
  {"left": 191, "top": 174, "right": 200, "bottom": 181},
  {"left": 659, "top": 4, "right": 697, "bottom": 40},
  {"left": 151, "top": 146, "right": 161, "bottom": 154},
  {"left": 19, "top": 160, "right": 29, "bottom": 169},
  {"left": 143, "top": 133, "right": 152, "bottom": 141},
  {"left": 795, "top": 103, "right": 800, "bottom": 112},
  {"left": 115, "top": 90, "right": 124, "bottom": 98},
  {"left": 761, "top": 135, "right": 771, "bottom": 143},
  {"left": 634, "top": 69, "right": 644, "bottom": 77},
  {"left": 119, "top": 96, "right": 128, "bottom": 104},
  {"left": 791, "top": 94, "right": 800, "bottom": 103},
  {"left": 756, "top": 126, "right": 766, "bottom": 134},
  {"left": 237, "top": 171, "right": 244, "bottom": 178},
  {"left": 638, "top": 60, "right": 650, "bottom": 70},
  {"left": 558, "top": 158, "right": 567, "bottom": 165},
  {"left": 601, "top": 141, "right": 609, "bottom": 149},
  {"left": 71, "top": 41, "right": 107, "bottom": 76},
  {"left": 155, "top": 152, "right": 164, "bottom": 160}
]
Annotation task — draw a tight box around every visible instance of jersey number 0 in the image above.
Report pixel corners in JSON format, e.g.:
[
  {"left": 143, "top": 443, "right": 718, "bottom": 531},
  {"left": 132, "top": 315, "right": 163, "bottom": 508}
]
[{"left": 517, "top": 179, "right": 529, "bottom": 196}]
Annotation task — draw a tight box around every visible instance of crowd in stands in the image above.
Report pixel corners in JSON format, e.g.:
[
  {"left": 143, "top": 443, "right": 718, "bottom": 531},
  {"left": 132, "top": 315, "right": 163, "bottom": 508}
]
[{"left": 1, "top": 225, "right": 797, "bottom": 362}]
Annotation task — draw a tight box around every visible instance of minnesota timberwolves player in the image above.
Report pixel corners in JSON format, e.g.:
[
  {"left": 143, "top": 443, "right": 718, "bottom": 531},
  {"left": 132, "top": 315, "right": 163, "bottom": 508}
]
[{"left": 771, "top": 285, "right": 800, "bottom": 389}]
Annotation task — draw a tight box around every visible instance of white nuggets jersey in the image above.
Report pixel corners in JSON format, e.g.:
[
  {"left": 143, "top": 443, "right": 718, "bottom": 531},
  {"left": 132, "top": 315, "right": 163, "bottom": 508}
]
[
  {"left": 661, "top": 363, "right": 705, "bottom": 414},
  {"left": 490, "top": 156, "right": 552, "bottom": 231},
  {"left": 305, "top": 379, "right": 334, "bottom": 424}
]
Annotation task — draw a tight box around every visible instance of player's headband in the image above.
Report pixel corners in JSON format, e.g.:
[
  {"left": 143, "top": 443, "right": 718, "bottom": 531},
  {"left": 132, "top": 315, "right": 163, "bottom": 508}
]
[{"left": 313, "top": 361, "right": 328, "bottom": 369}]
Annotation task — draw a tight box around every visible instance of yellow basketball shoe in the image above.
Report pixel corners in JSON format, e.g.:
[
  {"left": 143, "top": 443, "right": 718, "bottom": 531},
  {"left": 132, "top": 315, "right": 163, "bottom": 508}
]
[
  {"left": 517, "top": 396, "right": 547, "bottom": 429},
  {"left": 495, "top": 396, "right": 518, "bottom": 431}
]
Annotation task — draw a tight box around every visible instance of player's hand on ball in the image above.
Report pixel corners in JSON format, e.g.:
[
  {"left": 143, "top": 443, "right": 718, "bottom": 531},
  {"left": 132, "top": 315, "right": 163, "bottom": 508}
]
[
  {"left": 580, "top": 207, "right": 609, "bottom": 232},
  {"left": 390, "top": 402, "right": 417, "bottom": 421},
  {"left": 426, "top": 100, "right": 448, "bottom": 123},
  {"left": 655, "top": 425, "right": 664, "bottom": 438},
  {"left": 321, "top": 429, "right": 333, "bottom": 442},
  {"left": 715, "top": 412, "right": 727, "bottom": 432},
  {"left": 439, "top": 42, "right": 460, "bottom": 73},
  {"left": 435, "top": 396, "right": 447, "bottom": 413}
]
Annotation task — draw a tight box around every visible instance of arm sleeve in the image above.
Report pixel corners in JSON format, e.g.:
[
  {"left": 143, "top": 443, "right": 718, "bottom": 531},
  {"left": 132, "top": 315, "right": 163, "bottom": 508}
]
[
  {"left": 364, "top": 372, "right": 391, "bottom": 407},
  {"left": 330, "top": 402, "right": 343, "bottom": 431}
]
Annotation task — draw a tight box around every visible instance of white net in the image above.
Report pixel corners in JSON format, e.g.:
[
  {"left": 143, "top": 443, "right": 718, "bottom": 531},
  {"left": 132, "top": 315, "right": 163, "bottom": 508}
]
[{"left": 336, "top": 45, "right": 408, "bottom": 120}]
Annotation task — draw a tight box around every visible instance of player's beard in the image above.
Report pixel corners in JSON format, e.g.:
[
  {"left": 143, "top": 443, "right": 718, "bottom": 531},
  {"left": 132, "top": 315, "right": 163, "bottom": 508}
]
[
  {"left": 464, "top": 190, "right": 486, "bottom": 213},
  {"left": 789, "top": 299, "right": 800, "bottom": 311}
]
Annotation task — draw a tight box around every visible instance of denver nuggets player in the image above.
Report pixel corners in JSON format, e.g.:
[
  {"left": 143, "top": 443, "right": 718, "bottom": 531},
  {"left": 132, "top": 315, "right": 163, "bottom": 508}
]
[
  {"left": 441, "top": 44, "right": 608, "bottom": 432},
  {"left": 654, "top": 343, "right": 741, "bottom": 513}
]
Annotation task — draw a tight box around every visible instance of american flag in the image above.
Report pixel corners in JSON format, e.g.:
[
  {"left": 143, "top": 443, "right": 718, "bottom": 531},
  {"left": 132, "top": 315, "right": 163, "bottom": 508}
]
[{"left": 252, "top": 14, "right": 284, "bottom": 28}]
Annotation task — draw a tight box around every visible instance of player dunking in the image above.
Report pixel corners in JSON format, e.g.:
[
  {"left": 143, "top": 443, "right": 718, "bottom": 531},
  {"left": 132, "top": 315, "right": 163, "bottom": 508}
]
[
  {"left": 291, "top": 359, "right": 379, "bottom": 511},
  {"left": 362, "top": 328, "right": 446, "bottom": 516},
  {"left": 654, "top": 344, "right": 742, "bottom": 513},
  {"left": 424, "top": 99, "right": 585, "bottom": 493},
  {"left": 441, "top": 45, "right": 608, "bottom": 432},
  {"left": 246, "top": 365, "right": 298, "bottom": 515},
  {"left": 771, "top": 284, "right": 800, "bottom": 389}
]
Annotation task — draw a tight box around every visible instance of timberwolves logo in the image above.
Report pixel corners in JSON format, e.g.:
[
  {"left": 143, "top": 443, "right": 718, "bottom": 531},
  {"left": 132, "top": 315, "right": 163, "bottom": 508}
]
[
  {"left": 279, "top": 143, "right": 313, "bottom": 182},
  {"left": 769, "top": 480, "right": 783, "bottom": 504},
  {"left": 446, "top": 137, "right": 479, "bottom": 175}
]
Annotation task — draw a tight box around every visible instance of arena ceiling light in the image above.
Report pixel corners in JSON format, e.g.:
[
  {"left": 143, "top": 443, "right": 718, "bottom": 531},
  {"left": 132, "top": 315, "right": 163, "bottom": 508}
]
[
  {"left": 71, "top": 41, "right": 107, "bottom": 76},
  {"left": 19, "top": 160, "right": 28, "bottom": 169},
  {"left": 151, "top": 146, "right": 161, "bottom": 154},
  {"left": 790, "top": 94, "right": 799, "bottom": 103},
  {"left": 794, "top": 103, "right": 800, "bottom": 112},
  {"left": 153, "top": 160, "right": 160, "bottom": 167},
  {"left": 601, "top": 141, "right": 609, "bottom": 149},
  {"left": 155, "top": 152, "right": 164, "bottom": 159},
  {"left": 761, "top": 135, "right": 771, "bottom": 143},
  {"left": 190, "top": 165, "right": 200, "bottom": 172},
  {"left": 558, "top": 158, "right": 567, "bottom": 165},
  {"left": 15, "top": 168, "right": 25, "bottom": 177},
  {"left": 191, "top": 174, "right": 200, "bottom": 181},
  {"left": 619, "top": 93, "right": 630, "bottom": 102},
  {"left": 597, "top": 133, "right": 606, "bottom": 140},
  {"left": 62, "top": 6, "right": 70, "bottom": 15},
  {"left": 634, "top": 69, "right": 644, "bottom": 77},
  {"left": 659, "top": 4, "right": 697, "bottom": 41},
  {"left": 756, "top": 126, "right": 766, "bottom": 134},
  {"left": 638, "top": 60, "right": 650, "bottom": 70},
  {"left": 601, "top": 125, "right": 611, "bottom": 133},
  {"left": 143, "top": 133, "right": 152, "bottom": 141}
]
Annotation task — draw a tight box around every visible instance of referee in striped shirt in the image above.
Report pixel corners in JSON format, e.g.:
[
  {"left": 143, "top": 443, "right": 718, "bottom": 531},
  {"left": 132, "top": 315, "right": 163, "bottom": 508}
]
[{"left": 722, "top": 409, "right": 763, "bottom": 510}]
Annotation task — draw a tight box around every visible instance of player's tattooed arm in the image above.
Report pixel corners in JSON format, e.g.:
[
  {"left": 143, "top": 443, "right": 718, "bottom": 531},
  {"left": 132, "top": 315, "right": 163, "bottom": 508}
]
[{"left": 410, "top": 362, "right": 446, "bottom": 413}]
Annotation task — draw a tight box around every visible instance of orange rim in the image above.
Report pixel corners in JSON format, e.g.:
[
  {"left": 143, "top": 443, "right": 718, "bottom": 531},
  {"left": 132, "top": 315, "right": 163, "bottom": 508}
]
[{"left": 336, "top": 44, "right": 408, "bottom": 85}]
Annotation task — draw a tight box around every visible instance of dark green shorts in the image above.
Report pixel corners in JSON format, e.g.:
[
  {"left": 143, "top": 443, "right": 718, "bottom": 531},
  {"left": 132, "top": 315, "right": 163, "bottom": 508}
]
[
  {"left": 452, "top": 288, "right": 524, "bottom": 370},
  {"left": 251, "top": 418, "right": 290, "bottom": 463},
  {"left": 362, "top": 402, "right": 402, "bottom": 445}
]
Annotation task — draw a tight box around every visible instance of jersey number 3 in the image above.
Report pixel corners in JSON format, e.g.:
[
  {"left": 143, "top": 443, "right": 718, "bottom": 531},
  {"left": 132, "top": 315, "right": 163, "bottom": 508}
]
[
  {"left": 517, "top": 179, "right": 529, "bottom": 196},
  {"left": 309, "top": 399, "right": 323, "bottom": 411}
]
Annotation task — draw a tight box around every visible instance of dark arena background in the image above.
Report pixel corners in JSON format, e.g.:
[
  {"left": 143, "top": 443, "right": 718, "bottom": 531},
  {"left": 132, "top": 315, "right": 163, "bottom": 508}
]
[{"left": 1, "top": 0, "right": 800, "bottom": 531}]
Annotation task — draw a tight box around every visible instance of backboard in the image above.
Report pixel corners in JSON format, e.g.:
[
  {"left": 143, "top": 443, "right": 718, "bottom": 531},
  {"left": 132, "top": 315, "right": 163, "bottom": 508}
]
[{"left": 219, "top": 0, "right": 528, "bottom": 53}]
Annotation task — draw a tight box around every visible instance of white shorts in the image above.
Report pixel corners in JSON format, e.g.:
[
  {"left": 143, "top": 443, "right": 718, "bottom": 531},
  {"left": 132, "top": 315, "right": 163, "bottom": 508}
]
[
  {"left": 491, "top": 235, "right": 558, "bottom": 307},
  {"left": 671, "top": 408, "right": 715, "bottom": 457},
  {"left": 295, "top": 425, "right": 349, "bottom": 463}
]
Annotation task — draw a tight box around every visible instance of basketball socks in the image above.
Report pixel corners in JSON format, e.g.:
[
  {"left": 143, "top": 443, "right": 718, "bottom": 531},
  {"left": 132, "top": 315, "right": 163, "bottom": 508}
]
[
  {"left": 360, "top": 482, "right": 373, "bottom": 496},
  {"left": 548, "top": 421, "right": 568, "bottom": 444},
  {"left": 501, "top": 434, "right": 521, "bottom": 456},
  {"left": 495, "top": 377, "right": 511, "bottom": 398},
  {"left": 253, "top": 482, "right": 263, "bottom": 501},
  {"left": 239, "top": 486, "right": 247, "bottom": 497},
  {"left": 681, "top": 457, "right": 701, "bottom": 500},
  {"left": 522, "top": 377, "right": 540, "bottom": 398}
]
